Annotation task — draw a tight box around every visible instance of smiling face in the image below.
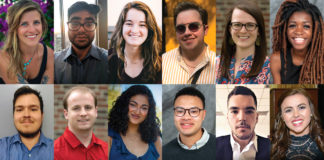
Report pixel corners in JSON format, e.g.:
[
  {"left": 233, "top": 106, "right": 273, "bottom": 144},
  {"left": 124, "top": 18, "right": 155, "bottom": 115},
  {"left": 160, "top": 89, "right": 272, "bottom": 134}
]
[
  {"left": 230, "top": 8, "right": 258, "bottom": 51},
  {"left": 174, "top": 95, "right": 206, "bottom": 138},
  {"left": 122, "top": 8, "right": 148, "bottom": 48},
  {"left": 14, "top": 94, "right": 43, "bottom": 138},
  {"left": 127, "top": 94, "right": 149, "bottom": 125},
  {"left": 227, "top": 95, "right": 258, "bottom": 141},
  {"left": 287, "top": 11, "right": 313, "bottom": 52},
  {"left": 68, "top": 10, "right": 96, "bottom": 49},
  {"left": 17, "top": 10, "right": 43, "bottom": 47},
  {"left": 64, "top": 91, "right": 97, "bottom": 133},
  {"left": 281, "top": 94, "right": 311, "bottom": 136},
  {"left": 175, "top": 9, "right": 207, "bottom": 53}
]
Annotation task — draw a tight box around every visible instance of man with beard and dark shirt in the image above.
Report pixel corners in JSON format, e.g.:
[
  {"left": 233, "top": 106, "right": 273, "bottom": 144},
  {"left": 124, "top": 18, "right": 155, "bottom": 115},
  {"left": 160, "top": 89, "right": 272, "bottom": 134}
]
[
  {"left": 0, "top": 86, "right": 53, "bottom": 159},
  {"left": 216, "top": 86, "right": 270, "bottom": 160},
  {"left": 54, "top": 1, "right": 108, "bottom": 84}
]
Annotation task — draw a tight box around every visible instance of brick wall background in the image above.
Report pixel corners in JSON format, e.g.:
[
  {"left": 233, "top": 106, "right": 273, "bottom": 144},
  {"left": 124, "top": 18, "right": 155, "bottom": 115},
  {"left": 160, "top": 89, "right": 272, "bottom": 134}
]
[
  {"left": 54, "top": 85, "right": 108, "bottom": 142},
  {"left": 216, "top": 0, "right": 270, "bottom": 55}
]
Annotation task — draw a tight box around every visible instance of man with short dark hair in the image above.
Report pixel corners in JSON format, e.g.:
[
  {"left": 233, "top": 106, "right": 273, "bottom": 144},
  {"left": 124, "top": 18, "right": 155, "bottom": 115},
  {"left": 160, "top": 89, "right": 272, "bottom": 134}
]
[
  {"left": 216, "top": 86, "right": 270, "bottom": 160},
  {"left": 54, "top": 86, "right": 108, "bottom": 159},
  {"left": 55, "top": 1, "right": 108, "bottom": 84},
  {"left": 163, "top": 87, "right": 217, "bottom": 160},
  {"left": 162, "top": 1, "right": 216, "bottom": 84},
  {"left": 0, "top": 86, "right": 53, "bottom": 159}
]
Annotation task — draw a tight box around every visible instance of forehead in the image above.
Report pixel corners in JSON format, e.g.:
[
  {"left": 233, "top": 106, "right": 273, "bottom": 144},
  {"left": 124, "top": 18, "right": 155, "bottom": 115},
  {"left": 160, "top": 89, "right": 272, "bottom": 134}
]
[
  {"left": 130, "top": 94, "right": 149, "bottom": 104},
  {"left": 69, "top": 10, "right": 95, "bottom": 21},
  {"left": 125, "top": 8, "right": 146, "bottom": 22},
  {"left": 174, "top": 95, "right": 203, "bottom": 109},
  {"left": 281, "top": 94, "right": 309, "bottom": 108},
  {"left": 15, "top": 94, "right": 40, "bottom": 106},
  {"left": 288, "top": 11, "right": 313, "bottom": 23},
  {"left": 231, "top": 8, "right": 256, "bottom": 23},
  {"left": 228, "top": 95, "right": 256, "bottom": 109},
  {"left": 20, "top": 10, "right": 41, "bottom": 21},
  {"left": 67, "top": 91, "right": 95, "bottom": 105},
  {"left": 176, "top": 9, "right": 202, "bottom": 25}
]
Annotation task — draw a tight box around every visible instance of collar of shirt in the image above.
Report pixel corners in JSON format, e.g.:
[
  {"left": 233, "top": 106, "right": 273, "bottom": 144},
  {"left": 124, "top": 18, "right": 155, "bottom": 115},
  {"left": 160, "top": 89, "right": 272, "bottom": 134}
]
[
  {"left": 11, "top": 132, "right": 51, "bottom": 148},
  {"left": 230, "top": 132, "right": 258, "bottom": 160},
  {"left": 63, "top": 44, "right": 102, "bottom": 61},
  {"left": 176, "top": 46, "right": 211, "bottom": 76},
  {"left": 63, "top": 126, "right": 100, "bottom": 149},
  {"left": 177, "top": 128, "right": 210, "bottom": 150}
]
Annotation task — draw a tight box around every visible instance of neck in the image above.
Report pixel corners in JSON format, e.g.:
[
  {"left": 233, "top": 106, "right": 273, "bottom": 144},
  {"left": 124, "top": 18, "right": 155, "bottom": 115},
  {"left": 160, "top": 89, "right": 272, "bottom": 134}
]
[
  {"left": 126, "top": 122, "right": 140, "bottom": 135},
  {"left": 20, "top": 43, "right": 39, "bottom": 60},
  {"left": 124, "top": 45, "right": 142, "bottom": 62},
  {"left": 235, "top": 45, "right": 255, "bottom": 60},
  {"left": 72, "top": 45, "right": 92, "bottom": 60},
  {"left": 233, "top": 132, "right": 254, "bottom": 152},
  {"left": 291, "top": 48, "right": 307, "bottom": 59},
  {"left": 68, "top": 126, "right": 92, "bottom": 148},
  {"left": 20, "top": 131, "right": 41, "bottom": 150},
  {"left": 181, "top": 44, "right": 206, "bottom": 69},
  {"left": 179, "top": 128, "right": 203, "bottom": 149}
]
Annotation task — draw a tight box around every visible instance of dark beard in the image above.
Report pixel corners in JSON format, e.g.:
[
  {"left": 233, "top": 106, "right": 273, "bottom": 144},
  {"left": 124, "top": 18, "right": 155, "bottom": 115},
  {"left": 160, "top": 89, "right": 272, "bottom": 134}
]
[
  {"left": 72, "top": 40, "right": 92, "bottom": 49},
  {"left": 18, "top": 129, "right": 41, "bottom": 138}
]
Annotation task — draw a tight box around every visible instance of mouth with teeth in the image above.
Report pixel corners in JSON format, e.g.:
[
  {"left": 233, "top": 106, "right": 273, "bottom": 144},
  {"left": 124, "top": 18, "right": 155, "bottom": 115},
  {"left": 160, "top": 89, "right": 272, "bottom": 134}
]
[
  {"left": 180, "top": 122, "right": 194, "bottom": 129},
  {"left": 292, "top": 119, "right": 303, "bottom": 126},
  {"left": 237, "top": 35, "right": 249, "bottom": 40},
  {"left": 26, "top": 34, "right": 38, "bottom": 39},
  {"left": 77, "top": 119, "right": 89, "bottom": 124},
  {"left": 292, "top": 37, "right": 306, "bottom": 45}
]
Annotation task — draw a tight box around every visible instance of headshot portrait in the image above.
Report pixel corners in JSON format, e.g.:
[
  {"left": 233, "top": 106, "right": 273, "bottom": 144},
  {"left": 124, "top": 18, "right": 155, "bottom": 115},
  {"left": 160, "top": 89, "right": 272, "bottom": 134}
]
[
  {"left": 162, "top": 1, "right": 216, "bottom": 84},
  {"left": 54, "top": 85, "right": 108, "bottom": 160},
  {"left": 108, "top": 84, "right": 162, "bottom": 160},
  {"left": 54, "top": 0, "right": 109, "bottom": 84},
  {"left": 270, "top": 0, "right": 324, "bottom": 84},
  {"left": 0, "top": 85, "right": 54, "bottom": 159},
  {"left": 215, "top": 85, "right": 270, "bottom": 159},
  {"left": 107, "top": 0, "right": 162, "bottom": 84},
  {"left": 162, "top": 85, "right": 217, "bottom": 159},
  {"left": 0, "top": 0, "right": 54, "bottom": 84},
  {"left": 215, "top": 0, "right": 271, "bottom": 84},
  {"left": 270, "top": 87, "right": 324, "bottom": 159}
]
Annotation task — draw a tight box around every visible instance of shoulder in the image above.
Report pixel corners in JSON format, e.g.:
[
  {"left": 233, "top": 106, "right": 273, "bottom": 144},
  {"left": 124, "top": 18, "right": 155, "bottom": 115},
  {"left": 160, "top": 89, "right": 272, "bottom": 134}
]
[
  {"left": 0, "top": 50, "right": 10, "bottom": 76},
  {"left": 162, "top": 47, "right": 179, "bottom": 60},
  {"left": 257, "top": 135, "right": 270, "bottom": 144},
  {"left": 54, "top": 47, "right": 69, "bottom": 61},
  {"left": 94, "top": 135, "right": 108, "bottom": 148},
  {"left": 107, "top": 50, "right": 118, "bottom": 62},
  {"left": 215, "top": 135, "right": 230, "bottom": 142},
  {"left": 46, "top": 46, "right": 54, "bottom": 60},
  {"left": 163, "top": 138, "right": 178, "bottom": 149},
  {"left": 93, "top": 45, "right": 108, "bottom": 58},
  {"left": 108, "top": 127, "right": 119, "bottom": 139},
  {"left": 270, "top": 52, "right": 281, "bottom": 63}
]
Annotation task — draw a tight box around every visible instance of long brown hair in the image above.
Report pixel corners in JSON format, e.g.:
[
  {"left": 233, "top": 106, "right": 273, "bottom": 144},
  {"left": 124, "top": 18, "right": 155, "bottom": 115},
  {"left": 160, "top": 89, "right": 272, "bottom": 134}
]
[
  {"left": 272, "top": 0, "right": 324, "bottom": 84},
  {"left": 109, "top": 1, "right": 162, "bottom": 82},
  {"left": 271, "top": 88, "right": 324, "bottom": 160},
  {"left": 3, "top": 0, "right": 48, "bottom": 79},
  {"left": 219, "top": 0, "right": 267, "bottom": 79}
]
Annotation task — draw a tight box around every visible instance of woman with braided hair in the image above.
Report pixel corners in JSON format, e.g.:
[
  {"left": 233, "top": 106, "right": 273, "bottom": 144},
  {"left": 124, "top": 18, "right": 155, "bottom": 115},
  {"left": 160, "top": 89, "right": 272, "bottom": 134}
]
[{"left": 271, "top": 0, "right": 324, "bottom": 84}]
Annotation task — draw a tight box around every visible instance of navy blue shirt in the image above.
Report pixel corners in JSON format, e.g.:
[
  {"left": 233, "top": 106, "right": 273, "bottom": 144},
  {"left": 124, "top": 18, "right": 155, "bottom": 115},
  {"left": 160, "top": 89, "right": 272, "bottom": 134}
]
[
  {"left": 54, "top": 44, "right": 109, "bottom": 84},
  {"left": 0, "top": 132, "right": 54, "bottom": 160}
]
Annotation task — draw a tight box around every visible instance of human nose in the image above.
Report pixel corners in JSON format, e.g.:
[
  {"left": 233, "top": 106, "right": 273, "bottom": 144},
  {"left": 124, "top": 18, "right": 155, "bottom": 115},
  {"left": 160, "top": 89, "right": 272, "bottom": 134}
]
[
  {"left": 293, "top": 108, "right": 299, "bottom": 118},
  {"left": 80, "top": 107, "right": 87, "bottom": 116},
  {"left": 237, "top": 110, "right": 246, "bottom": 121},
  {"left": 239, "top": 25, "right": 248, "bottom": 32},
  {"left": 23, "top": 109, "right": 31, "bottom": 117},
  {"left": 131, "top": 24, "right": 140, "bottom": 33}
]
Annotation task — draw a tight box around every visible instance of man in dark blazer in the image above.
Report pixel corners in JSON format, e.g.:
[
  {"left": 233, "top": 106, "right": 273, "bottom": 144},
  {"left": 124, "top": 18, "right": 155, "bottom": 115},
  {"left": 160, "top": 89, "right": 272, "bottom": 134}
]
[{"left": 216, "top": 86, "right": 270, "bottom": 160}]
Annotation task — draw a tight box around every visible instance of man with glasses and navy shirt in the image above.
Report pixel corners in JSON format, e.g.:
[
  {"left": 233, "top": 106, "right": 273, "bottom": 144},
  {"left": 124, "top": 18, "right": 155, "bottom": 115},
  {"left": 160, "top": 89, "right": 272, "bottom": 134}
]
[
  {"left": 163, "top": 87, "right": 217, "bottom": 160},
  {"left": 162, "top": 1, "right": 216, "bottom": 84},
  {"left": 54, "top": 1, "right": 108, "bottom": 84}
]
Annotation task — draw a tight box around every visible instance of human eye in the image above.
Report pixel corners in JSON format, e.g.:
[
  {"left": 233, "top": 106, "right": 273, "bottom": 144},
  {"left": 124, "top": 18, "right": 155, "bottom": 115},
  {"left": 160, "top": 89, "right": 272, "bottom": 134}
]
[
  {"left": 85, "top": 105, "right": 93, "bottom": 110},
  {"left": 141, "top": 106, "right": 149, "bottom": 111},
  {"left": 288, "top": 24, "right": 296, "bottom": 28},
  {"left": 231, "top": 110, "right": 238, "bottom": 114},
  {"left": 175, "top": 108, "right": 184, "bottom": 114},
  {"left": 20, "top": 22, "right": 28, "bottom": 27},
  {"left": 15, "top": 107, "right": 23, "bottom": 112},
  {"left": 303, "top": 24, "right": 311, "bottom": 29},
  {"left": 125, "top": 22, "right": 133, "bottom": 26},
  {"left": 72, "top": 106, "right": 80, "bottom": 111},
  {"left": 284, "top": 108, "right": 292, "bottom": 113},
  {"left": 190, "top": 108, "right": 199, "bottom": 114},
  {"left": 246, "top": 110, "right": 254, "bottom": 114},
  {"left": 34, "top": 20, "right": 41, "bottom": 25},
  {"left": 298, "top": 105, "right": 306, "bottom": 110}
]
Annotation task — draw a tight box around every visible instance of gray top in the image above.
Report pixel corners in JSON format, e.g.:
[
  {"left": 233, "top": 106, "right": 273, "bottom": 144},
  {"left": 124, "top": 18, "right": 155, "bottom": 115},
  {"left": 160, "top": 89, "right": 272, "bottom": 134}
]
[{"left": 54, "top": 44, "right": 109, "bottom": 84}]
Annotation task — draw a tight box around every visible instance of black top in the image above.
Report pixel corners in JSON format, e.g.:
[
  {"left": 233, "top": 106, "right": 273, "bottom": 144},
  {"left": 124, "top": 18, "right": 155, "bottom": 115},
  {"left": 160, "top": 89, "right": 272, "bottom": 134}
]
[
  {"left": 0, "top": 43, "right": 47, "bottom": 84},
  {"left": 107, "top": 49, "right": 161, "bottom": 84},
  {"left": 280, "top": 49, "right": 302, "bottom": 84},
  {"left": 163, "top": 133, "right": 217, "bottom": 160},
  {"left": 286, "top": 134, "right": 324, "bottom": 160}
]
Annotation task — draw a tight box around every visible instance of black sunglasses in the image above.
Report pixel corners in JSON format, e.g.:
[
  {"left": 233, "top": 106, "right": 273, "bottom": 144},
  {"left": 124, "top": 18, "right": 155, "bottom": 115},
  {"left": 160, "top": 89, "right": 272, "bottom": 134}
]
[{"left": 175, "top": 22, "right": 202, "bottom": 34}]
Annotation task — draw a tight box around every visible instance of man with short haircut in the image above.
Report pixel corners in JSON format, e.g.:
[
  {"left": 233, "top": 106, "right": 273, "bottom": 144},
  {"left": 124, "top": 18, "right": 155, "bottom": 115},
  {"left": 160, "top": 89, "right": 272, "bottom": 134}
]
[
  {"left": 216, "top": 86, "right": 270, "bottom": 160},
  {"left": 162, "top": 1, "right": 216, "bottom": 84},
  {"left": 0, "top": 86, "right": 53, "bottom": 159},
  {"left": 54, "top": 86, "right": 108, "bottom": 159},
  {"left": 163, "top": 87, "right": 217, "bottom": 160},
  {"left": 55, "top": 1, "right": 108, "bottom": 84}
]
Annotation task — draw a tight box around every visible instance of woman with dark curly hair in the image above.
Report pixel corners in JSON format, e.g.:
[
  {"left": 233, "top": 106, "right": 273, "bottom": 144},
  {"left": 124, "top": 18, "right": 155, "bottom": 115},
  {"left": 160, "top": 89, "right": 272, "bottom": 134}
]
[
  {"left": 271, "top": 88, "right": 324, "bottom": 160},
  {"left": 108, "top": 85, "right": 162, "bottom": 160}
]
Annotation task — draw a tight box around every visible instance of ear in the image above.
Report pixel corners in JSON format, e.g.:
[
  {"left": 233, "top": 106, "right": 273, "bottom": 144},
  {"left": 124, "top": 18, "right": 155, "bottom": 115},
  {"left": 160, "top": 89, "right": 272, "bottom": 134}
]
[
  {"left": 204, "top": 24, "right": 209, "bottom": 35},
  {"left": 64, "top": 109, "right": 68, "bottom": 120},
  {"left": 95, "top": 106, "right": 98, "bottom": 118},
  {"left": 256, "top": 112, "right": 259, "bottom": 123},
  {"left": 202, "top": 109, "right": 206, "bottom": 121}
]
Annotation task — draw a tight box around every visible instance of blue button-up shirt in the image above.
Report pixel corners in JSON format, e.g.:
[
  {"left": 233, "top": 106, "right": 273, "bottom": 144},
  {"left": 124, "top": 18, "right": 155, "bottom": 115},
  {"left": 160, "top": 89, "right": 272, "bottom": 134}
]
[{"left": 0, "top": 132, "right": 53, "bottom": 160}]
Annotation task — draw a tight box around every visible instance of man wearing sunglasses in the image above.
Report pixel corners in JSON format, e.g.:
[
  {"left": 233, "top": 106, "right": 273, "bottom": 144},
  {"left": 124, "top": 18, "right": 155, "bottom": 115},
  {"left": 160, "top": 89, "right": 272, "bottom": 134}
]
[
  {"left": 162, "top": 1, "right": 216, "bottom": 84},
  {"left": 163, "top": 87, "right": 217, "bottom": 160},
  {"left": 216, "top": 86, "right": 270, "bottom": 160},
  {"left": 55, "top": 1, "right": 109, "bottom": 84}
]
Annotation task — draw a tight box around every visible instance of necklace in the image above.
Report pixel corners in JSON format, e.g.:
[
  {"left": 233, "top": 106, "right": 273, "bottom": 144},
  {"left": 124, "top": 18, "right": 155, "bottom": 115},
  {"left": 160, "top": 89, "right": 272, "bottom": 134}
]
[{"left": 22, "top": 45, "right": 38, "bottom": 76}]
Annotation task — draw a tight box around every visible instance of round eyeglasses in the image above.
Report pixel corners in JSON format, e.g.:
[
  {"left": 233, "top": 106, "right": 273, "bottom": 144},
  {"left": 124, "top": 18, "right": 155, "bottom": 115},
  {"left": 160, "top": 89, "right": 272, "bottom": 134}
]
[
  {"left": 230, "top": 22, "right": 258, "bottom": 31},
  {"left": 67, "top": 22, "right": 97, "bottom": 31},
  {"left": 174, "top": 107, "right": 204, "bottom": 117}
]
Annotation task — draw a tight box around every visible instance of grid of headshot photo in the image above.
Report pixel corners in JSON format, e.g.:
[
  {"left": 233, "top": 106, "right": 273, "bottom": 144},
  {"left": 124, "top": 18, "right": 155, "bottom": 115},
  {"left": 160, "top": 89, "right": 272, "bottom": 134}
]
[{"left": 0, "top": 0, "right": 323, "bottom": 160}]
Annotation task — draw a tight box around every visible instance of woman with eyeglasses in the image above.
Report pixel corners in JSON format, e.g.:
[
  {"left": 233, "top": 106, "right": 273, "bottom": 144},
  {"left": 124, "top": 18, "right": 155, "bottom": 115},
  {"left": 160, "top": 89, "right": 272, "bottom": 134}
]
[
  {"left": 271, "top": 88, "right": 324, "bottom": 159},
  {"left": 108, "top": 1, "right": 162, "bottom": 84},
  {"left": 271, "top": 0, "right": 324, "bottom": 84},
  {"left": 108, "top": 85, "right": 162, "bottom": 160},
  {"left": 216, "top": 0, "right": 270, "bottom": 84},
  {"left": 0, "top": 0, "right": 53, "bottom": 84}
]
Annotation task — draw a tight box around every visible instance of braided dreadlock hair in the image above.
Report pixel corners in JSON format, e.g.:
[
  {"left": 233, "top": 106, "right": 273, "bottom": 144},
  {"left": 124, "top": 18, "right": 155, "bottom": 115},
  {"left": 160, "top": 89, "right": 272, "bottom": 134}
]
[{"left": 272, "top": 0, "right": 324, "bottom": 84}]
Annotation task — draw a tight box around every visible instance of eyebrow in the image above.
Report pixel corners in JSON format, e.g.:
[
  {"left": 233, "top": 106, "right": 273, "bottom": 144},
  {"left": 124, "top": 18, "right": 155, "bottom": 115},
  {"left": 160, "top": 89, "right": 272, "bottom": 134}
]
[
  {"left": 125, "top": 19, "right": 146, "bottom": 23},
  {"left": 288, "top": 20, "right": 312, "bottom": 23},
  {"left": 229, "top": 106, "right": 256, "bottom": 110},
  {"left": 130, "top": 100, "right": 149, "bottom": 106},
  {"left": 69, "top": 17, "right": 95, "bottom": 22}
]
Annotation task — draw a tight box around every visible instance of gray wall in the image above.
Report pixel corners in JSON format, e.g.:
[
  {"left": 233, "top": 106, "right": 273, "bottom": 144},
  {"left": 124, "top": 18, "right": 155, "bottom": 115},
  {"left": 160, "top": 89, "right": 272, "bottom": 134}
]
[
  {"left": 162, "top": 85, "right": 215, "bottom": 146},
  {"left": 0, "top": 85, "right": 54, "bottom": 139}
]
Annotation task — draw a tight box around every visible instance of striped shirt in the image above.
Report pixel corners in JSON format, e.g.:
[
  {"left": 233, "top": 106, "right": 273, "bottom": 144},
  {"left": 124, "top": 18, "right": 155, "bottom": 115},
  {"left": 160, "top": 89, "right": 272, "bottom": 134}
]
[{"left": 162, "top": 46, "right": 216, "bottom": 84}]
